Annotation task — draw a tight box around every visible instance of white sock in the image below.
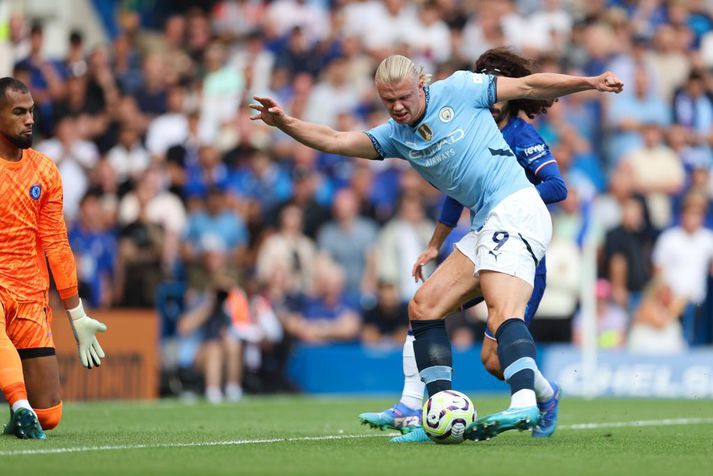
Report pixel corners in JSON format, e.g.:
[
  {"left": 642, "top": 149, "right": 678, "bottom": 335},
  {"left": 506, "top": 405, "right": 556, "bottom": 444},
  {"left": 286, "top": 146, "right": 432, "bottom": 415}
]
[
  {"left": 399, "top": 335, "right": 425, "bottom": 410},
  {"left": 533, "top": 368, "right": 554, "bottom": 402},
  {"left": 225, "top": 383, "right": 243, "bottom": 401},
  {"left": 11, "top": 400, "right": 32, "bottom": 413},
  {"left": 205, "top": 387, "right": 223, "bottom": 404},
  {"left": 510, "top": 389, "right": 537, "bottom": 408}
]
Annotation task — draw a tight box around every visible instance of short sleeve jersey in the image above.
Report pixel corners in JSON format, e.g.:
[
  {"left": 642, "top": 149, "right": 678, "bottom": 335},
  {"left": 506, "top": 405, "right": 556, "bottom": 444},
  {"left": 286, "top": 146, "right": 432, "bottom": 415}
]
[{"left": 366, "top": 71, "right": 533, "bottom": 230}]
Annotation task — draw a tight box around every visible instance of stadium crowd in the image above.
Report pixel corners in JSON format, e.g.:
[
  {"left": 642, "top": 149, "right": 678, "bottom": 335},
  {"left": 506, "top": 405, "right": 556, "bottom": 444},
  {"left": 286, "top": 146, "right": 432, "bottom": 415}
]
[{"left": 3, "top": 0, "right": 713, "bottom": 399}]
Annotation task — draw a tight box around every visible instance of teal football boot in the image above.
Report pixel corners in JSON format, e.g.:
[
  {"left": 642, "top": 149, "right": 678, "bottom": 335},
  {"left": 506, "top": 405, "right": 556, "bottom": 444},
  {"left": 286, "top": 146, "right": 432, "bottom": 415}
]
[
  {"left": 3, "top": 408, "right": 46, "bottom": 440},
  {"left": 466, "top": 405, "right": 540, "bottom": 441},
  {"left": 390, "top": 426, "right": 431, "bottom": 443}
]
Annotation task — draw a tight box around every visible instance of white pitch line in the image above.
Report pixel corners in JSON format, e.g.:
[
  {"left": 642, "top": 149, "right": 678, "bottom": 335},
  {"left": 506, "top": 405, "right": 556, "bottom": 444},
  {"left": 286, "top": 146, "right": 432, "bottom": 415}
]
[
  {"left": 0, "top": 433, "right": 394, "bottom": 456},
  {"left": 2, "top": 417, "right": 713, "bottom": 457},
  {"left": 559, "top": 417, "right": 713, "bottom": 430}
]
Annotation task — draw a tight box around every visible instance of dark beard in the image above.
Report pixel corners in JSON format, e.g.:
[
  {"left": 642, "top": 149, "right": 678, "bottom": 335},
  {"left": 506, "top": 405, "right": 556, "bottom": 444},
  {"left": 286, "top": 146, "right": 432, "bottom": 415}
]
[{"left": 4, "top": 133, "right": 32, "bottom": 149}]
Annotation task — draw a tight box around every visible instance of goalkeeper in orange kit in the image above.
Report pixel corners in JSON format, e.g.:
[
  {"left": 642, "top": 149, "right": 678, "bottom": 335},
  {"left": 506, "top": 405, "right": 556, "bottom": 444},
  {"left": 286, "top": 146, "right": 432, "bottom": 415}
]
[{"left": 0, "top": 77, "right": 107, "bottom": 439}]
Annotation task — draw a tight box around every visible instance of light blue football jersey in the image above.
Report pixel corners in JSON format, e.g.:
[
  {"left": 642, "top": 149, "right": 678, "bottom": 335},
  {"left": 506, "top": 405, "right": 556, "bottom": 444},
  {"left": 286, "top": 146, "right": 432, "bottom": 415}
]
[{"left": 366, "top": 71, "right": 534, "bottom": 230}]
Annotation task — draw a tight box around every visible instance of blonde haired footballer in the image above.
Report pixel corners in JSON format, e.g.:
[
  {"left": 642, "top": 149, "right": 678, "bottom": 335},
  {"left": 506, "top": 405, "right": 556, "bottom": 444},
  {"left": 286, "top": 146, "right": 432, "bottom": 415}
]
[{"left": 251, "top": 55, "right": 623, "bottom": 441}]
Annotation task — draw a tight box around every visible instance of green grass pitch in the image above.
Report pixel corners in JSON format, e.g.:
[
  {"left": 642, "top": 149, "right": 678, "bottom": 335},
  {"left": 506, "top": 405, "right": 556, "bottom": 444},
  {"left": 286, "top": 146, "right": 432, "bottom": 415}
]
[{"left": 1, "top": 396, "right": 712, "bottom": 475}]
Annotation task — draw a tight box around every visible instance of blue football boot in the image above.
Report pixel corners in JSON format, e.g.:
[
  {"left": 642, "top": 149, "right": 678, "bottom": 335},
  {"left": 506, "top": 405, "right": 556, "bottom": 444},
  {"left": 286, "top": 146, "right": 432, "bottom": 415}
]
[
  {"left": 532, "top": 382, "right": 560, "bottom": 438},
  {"left": 465, "top": 405, "right": 540, "bottom": 441},
  {"left": 359, "top": 402, "right": 421, "bottom": 434}
]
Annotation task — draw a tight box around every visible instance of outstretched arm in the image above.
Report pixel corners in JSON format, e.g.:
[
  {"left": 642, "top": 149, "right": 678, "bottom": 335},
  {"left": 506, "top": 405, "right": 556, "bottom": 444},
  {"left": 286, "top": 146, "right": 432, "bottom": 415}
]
[
  {"left": 496, "top": 72, "right": 623, "bottom": 102},
  {"left": 250, "top": 96, "right": 379, "bottom": 159},
  {"left": 40, "top": 165, "right": 107, "bottom": 369}
]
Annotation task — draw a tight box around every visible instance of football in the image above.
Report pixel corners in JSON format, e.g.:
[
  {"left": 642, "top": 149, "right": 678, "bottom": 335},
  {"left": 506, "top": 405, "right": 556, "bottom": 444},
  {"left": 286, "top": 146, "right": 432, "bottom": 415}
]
[{"left": 422, "top": 390, "right": 477, "bottom": 444}]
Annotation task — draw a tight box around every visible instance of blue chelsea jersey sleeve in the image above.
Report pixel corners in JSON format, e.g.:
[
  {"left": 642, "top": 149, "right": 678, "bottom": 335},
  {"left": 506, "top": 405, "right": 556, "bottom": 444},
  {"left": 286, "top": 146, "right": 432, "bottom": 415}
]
[
  {"left": 512, "top": 122, "right": 567, "bottom": 204},
  {"left": 513, "top": 122, "right": 554, "bottom": 172},
  {"left": 364, "top": 122, "right": 398, "bottom": 160},
  {"left": 449, "top": 71, "right": 498, "bottom": 109}
]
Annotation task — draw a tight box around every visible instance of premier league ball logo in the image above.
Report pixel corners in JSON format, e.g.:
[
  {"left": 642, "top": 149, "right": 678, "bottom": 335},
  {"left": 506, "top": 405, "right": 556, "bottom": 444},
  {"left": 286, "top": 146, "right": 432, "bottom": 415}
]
[{"left": 29, "top": 184, "right": 42, "bottom": 200}]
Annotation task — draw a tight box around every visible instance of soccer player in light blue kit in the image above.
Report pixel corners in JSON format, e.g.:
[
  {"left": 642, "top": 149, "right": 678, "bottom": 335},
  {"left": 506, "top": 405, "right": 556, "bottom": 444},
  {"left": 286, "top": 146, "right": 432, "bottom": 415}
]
[
  {"left": 360, "top": 48, "right": 567, "bottom": 442},
  {"left": 251, "top": 55, "right": 623, "bottom": 442}
]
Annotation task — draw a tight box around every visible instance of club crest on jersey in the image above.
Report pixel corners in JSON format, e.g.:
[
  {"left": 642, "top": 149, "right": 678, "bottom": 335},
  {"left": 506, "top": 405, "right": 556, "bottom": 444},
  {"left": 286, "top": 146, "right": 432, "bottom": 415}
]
[
  {"left": 439, "top": 106, "right": 454, "bottom": 123},
  {"left": 417, "top": 124, "right": 433, "bottom": 141},
  {"left": 29, "top": 184, "right": 42, "bottom": 200}
]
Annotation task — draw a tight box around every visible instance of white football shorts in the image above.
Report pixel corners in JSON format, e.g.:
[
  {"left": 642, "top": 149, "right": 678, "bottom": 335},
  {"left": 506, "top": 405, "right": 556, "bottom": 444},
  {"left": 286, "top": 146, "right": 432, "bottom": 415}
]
[{"left": 455, "top": 186, "right": 552, "bottom": 287}]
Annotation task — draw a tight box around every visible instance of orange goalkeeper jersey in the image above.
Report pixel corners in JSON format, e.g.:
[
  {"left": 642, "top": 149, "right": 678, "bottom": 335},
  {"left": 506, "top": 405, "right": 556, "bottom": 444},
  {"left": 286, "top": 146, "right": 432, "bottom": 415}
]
[{"left": 0, "top": 148, "right": 78, "bottom": 303}]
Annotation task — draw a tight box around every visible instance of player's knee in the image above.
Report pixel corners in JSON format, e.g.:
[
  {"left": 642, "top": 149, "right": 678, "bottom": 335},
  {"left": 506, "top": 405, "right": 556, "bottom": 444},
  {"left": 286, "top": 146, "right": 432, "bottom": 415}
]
[
  {"left": 31, "top": 387, "right": 62, "bottom": 410},
  {"left": 35, "top": 401, "right": 63, "bottom": 430},
  {"left": 408, "top": 289, "right": 436, "bottom": 321},
  {"left": 407, "top": 295, "right": 426, "bottom": 322}
]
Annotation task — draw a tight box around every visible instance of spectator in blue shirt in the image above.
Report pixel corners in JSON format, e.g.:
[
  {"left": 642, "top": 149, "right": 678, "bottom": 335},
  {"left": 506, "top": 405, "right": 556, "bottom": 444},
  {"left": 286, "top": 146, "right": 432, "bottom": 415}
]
[
  {"left": 68, "top": 189, "right": 117, "bottom": 308},
  {"left": 607, "top": 65, "right": 669, "bottom": 165},
  {"left": 227, "top": 148, "right": 293, "bottom": 221},
  {"left": 183, "top": 186, "right": 249, "bottom": 271},
  {"left": 672, "top": 70, "right": 713, "bottom": 140},
  {"left": 284, "top": 257, "right": 361, "bottom": 343}
]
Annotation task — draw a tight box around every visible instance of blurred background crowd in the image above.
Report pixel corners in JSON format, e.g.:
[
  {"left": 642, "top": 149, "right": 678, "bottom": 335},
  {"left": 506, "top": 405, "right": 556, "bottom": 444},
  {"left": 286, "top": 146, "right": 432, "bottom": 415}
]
[{"left": 2, "top": 0, "right": 713, "bottom": 401}]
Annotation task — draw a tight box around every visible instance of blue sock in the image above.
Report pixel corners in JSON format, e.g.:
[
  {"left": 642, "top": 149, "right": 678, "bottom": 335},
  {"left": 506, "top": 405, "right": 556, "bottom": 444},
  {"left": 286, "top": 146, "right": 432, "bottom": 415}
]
[
  {"left": 496, "top": 318, "right": 536, "bottom": 396},
  {"left": 410, "top": 319, "right": 452, "bottom": 397}
]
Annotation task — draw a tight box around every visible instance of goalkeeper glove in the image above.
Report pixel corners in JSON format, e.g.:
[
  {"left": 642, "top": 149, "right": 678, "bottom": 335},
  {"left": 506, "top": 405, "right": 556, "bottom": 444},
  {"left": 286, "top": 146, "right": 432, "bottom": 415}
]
[{"left": 67, "top": 299, "right": 108, "bottom": 369}]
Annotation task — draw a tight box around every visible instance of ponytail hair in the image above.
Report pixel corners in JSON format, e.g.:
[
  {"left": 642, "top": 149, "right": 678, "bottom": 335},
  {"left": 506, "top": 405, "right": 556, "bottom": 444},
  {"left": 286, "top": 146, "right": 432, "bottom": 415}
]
[{"left": 375, "top": 55, "right": 432, "bottom": 86}]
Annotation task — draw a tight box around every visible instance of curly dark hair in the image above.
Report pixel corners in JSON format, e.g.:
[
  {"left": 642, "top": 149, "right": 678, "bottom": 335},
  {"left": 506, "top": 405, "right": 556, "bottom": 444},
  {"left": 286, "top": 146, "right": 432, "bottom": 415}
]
[{"left": 474, "top": 48, "right": 553, "bottom": 119}]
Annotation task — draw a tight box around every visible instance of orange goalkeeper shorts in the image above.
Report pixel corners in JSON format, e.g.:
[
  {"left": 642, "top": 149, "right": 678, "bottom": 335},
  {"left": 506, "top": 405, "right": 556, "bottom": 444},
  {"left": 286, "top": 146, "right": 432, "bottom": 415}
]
[{"left": 1, "top": 287, "right": 55, "bottom": 354}]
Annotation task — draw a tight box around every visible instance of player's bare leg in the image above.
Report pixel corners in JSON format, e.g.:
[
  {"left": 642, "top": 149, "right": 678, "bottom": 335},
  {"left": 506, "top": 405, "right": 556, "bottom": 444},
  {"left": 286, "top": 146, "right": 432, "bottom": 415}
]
[
  {"left": 467, "top": 270, "right": 542, "bottom": 440},
  {"left": 22, "top": 355, "right": 61, "bottom": 409},
  {"left": 480, "top": 337, "right": 504, "bottom": 380},
  {"left": 391, "top": 250, "right": 481, "bottom": 443},
  {"left": 223, "top": 336, "right": 243, "bottom": 402},
  {"left": 409, "top": 249, "right": 481, "bottom": 324},
  {"left": 406, "top": 248, "right": 482, "bottom": 397},
  {"left": 204, "top": 341, "right": 224, "bottom": 404},
  {"left": 364, "top": 254, "right": 481, "bottom": 436},
  {"left": 22, "top": 355, "right": 63, "bottom": 431}
]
